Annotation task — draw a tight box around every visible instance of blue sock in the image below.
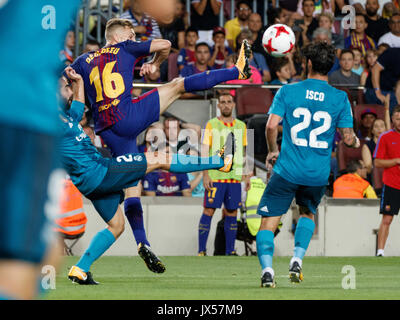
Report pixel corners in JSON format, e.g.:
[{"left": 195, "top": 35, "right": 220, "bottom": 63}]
[
  {"left": 198, "top": 214, "right": 212, "bottom": 253},
  {"left": 124, "top": 197, "right": 150, "bottom": 246},
  {"left": 0, "top": 291, "right": 13, "bottom": 300},
  {"left": 169, "top": 154, "right": 224, "bottom": 173},
  {"left": 256, "top": 230, "right": 275, "bottom": 270},
  {"left": 183, "top": 67, "right": 239, "bottom": 92},
  {"left": 293, "top": 217, "right": 315, "bottom": 260},
  {"left": 76, "top": 228, "right": 115, "bottom": 272},
  {"left": 224, "top": 216, "right": 238, "bottom": 255}
]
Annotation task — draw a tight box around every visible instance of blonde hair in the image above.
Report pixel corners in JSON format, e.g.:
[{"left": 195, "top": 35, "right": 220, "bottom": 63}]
[
  {"left": 319, "top": 12, "right": 334, "bottom": 24},
  {"left": 105, "top": 18, "right": 134, "bottom": 41}
]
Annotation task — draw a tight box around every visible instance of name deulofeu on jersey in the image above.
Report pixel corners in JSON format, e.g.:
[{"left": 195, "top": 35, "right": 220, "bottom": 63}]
[{"left": 85, "top": 47, "right": 121, "bottom": 64}]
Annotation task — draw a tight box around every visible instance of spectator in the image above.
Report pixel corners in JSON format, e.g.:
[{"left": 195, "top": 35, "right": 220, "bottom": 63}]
[
  {"left": 224, "top": 53, "right": 263, "bottom": 96},
  {"left": 269, "top": 57, "right": 293, "bottom": 85},
  {"left": 224, "top": 0, "right": 252, "bottom": 51},
  {"left": 176, "top": 0, "right": 189, "bottom": 30},
  {"left": 120, "top": 0, "right": 162, "bottom": 42},
  {"left": 83, "top": 40, "right": 100, "bottom": 53},
  {"left": 160, "top": 1, "right": 186, "bottom": 53},
  {"left": 318, "top": 12, "right": 344, "bottom": 49},
  {"left": 60, "top": 30, "right": 75, "bottom": 65},
  {"left": 312, "top": 26, "right": 333, "bottom": 44},
  {"left": 143, "top": 169, "right": 192, "bottom": 196},
  {"left": 345, "top": 13, "right": 377, "bottom": 56},
  {"left": 382, "top": 1, "right": 400, "bottom": 19},
  {"left": 197, "top": 92, "right": 250, "bottom": 256},
  {"left": 190, "top": 0, "right": 222, "bottom": 46},
  {"left": 357, "top": 107, "right": 378, "bottom": 140},
  {"left": 360, "top": 48, "right": 378, "bottom": 85},
  {"left": 187, "top": 148, "right": 205, "bottom": 197},
  {"left": 333, "top": 160, "right": 378, "bottom": 198},
  {"left": 329, "top": 49, "right": 361, "bottom": 86},
  {"left": 378, "top": 13, "right": 400, "bottom": 48},
  {"left": 177, "top": 27, "right": 199, "bottom": 71},
  {"left": 361, "top": 98, "right": 391, "bottom": 174},
  {"left": 352, "top": 47, "right": 365, "bottom": 76},
  {"left": 248, "top": 13, "right": 264, "bottom": 54},
  {"left": 292, "top": 0, "right": 319, "bottom": 48},
  {"left": 375, "top": 105, "right": 400, "bottom": 257},
  {"left": 367, "top": 47, "right": 400, "bottom": 112},
  {"left": 365, "top": 0, "right": 390, "bottom": 43},
  {"left": 163, "top": 116, "right": 201, "bottom": 154},
  {"left": 208, "top": 27, "right": 233, "bottom": 70},
  {"left": 296, "top": 0, "right": 334, "bottom": 16},
  {"left": 236, "top": 29, "right": 272, "bottom": 83}
]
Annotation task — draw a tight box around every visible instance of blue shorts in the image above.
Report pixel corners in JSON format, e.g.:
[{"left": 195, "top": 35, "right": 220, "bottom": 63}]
[
  {"left": 203, "top": 182, "right": 242, "bottom": 210},
  {"left": 257, "top": 173, "right": 326, "bottom": 217},
  {"left": 0, "top": 125, "right": 59, "bottom": 264},
  {"left": 100, "top": 89, "right": 160, "bottom": 156},
  {"left": 86, "top": 153, "right": 147, "bottom": 222}
]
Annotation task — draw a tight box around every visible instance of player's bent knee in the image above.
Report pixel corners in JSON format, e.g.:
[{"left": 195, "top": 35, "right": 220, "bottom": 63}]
[{"left": 203, "top": 207, "right": 215, "bottom": 216}]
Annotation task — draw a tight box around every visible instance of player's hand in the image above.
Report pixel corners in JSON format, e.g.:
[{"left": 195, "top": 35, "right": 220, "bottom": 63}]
[
  {"left": 266, "top": 151, "right": 279, "bottom": 172},
  {"left": 140, "top": 63, "right": 158, "bottom": 77},
  {"left": 203, "top": 174, "right": 213, "bottom": 191},
  {"left": 65, "top": 67, "right": 82, "bottom": 82}
]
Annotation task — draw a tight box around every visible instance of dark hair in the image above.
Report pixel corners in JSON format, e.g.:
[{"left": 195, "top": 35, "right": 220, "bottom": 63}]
[
  {"left": 185, "top": 26, "right": 198, "bottom": 36},
  {"left": 273, "top": 57, "right": 290, "bottom": 74},
  {"left": 355, "top": 13, "right": 367, "bottom": 22},
  {"left": 267, "top": 7, "right": 282, "bottom": 27},
  {"left": 351, "top": 47, "right": 362, "bottom": 54},
  {"left": 346, "top": 160, "right": 363, "bottom": 173},
  {"left": 393, "top": 105, "right": 400, "bottom": 115},
  {"left": 340, "top": 49, "right": 354, "bottom": 59},
  {"left": 236, "top": 0, "right": 251, "bottom": 10},
  {"left": 195, "top": 42, "right": 210, "bottom": 52},
  {"left": 302, "top": 0, "right": 315, "bottom": 6},
  {"left": 301, "top": 42, "right": 336, "bottom": 75}
]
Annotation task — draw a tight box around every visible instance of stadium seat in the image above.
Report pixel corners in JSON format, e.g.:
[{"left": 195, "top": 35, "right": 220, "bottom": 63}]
[
  {"left": 334, "top": 86, "right": 354, "bottom": 106},
  {"left": 168, "top": 52, "right": 179, "bottom": 81},
  {"left": 235, "top": 87, "right": 273, "bottom": 121},
  {"left": 337, "top": 139, "right": 366, "bottom": 172},
  {"left": 353, "top": 104, "right": 385, "bottom": 123}
]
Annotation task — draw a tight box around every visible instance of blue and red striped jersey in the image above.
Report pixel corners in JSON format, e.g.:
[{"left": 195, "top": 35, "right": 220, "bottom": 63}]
[{"left": 70, "top": 40, "right": 151, "bottom": 132}]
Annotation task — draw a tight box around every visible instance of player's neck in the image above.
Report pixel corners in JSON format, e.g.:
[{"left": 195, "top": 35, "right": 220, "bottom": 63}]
[
  {"left": 307, "top": 73, "right": 328, "bottom": 82},
  {"left": 219, "top": 116, "right": 234, "bottom": 123}
]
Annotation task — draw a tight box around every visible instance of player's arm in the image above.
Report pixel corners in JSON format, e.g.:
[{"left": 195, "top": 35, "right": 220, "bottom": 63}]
[
  {"left": 140, "top": 39, "right": 171, "bottom": 76},
  {"left": 339, "top": 128, "right": 360, "bottom": 148},
  {"left": 265, "top": 113, "right": 282, "bottom": 162},
  {"left": 64, "top": 67, "right": 85, "bottom": 121},
  {"left": 374, "top": 158, "right": 400, "bottom": 168}
]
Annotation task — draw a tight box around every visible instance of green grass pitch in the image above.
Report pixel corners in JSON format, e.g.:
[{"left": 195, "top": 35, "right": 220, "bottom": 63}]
[{"left": 45, "top": 256, "right": 400, "bottom": 300}]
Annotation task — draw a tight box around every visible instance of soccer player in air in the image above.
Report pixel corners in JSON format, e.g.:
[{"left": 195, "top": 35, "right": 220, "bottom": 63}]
[
  {"left": 61, "top": 68, "right": 235, "bottom": 284},
  {"left": 67, "top": 17, "right": 251, "bottom": 273},
  {"left": 256, "top": 42, "right": 360, "bottom": 288},
  {"left": 0, "top": 0, "right": 81, "bottom": 300}
]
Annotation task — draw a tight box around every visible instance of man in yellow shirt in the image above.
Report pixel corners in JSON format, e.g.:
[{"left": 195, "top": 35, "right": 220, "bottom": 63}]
[
  {"left": 333, "top": 160, "right": 378, "bottom": 199},
  {"left": 224, "top": 0, "right": 252, "bottom": 50}
]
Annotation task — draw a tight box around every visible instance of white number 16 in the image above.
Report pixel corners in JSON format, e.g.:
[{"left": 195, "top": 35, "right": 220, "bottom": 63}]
[{"left": 290, "top": 108, "right": 332, "bottom": 149}]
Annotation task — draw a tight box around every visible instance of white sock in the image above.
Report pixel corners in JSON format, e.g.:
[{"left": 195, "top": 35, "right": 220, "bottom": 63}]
[
  {"left": 377, "top": 249, "right": 385, "bottom": 256},
  {"left": 262, "top": 267, "right": 274, "bottom": 278},
  {"left": 290, "top": 257, "right": 302, "bottom": 268}
]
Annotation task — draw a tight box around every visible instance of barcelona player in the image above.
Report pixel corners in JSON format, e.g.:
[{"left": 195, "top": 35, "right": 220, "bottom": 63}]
[
  {"left": 0, "top": 0, "right": 81, "bottom": 299},
  {"left": 67, "top": 18, "right": 251, "bottom": 272},
  {"left": 256, "top": 42, "right": 360, "bottom": 288},
  {"left": 61, "top": 68, "right": 235, "bottom": 284}
]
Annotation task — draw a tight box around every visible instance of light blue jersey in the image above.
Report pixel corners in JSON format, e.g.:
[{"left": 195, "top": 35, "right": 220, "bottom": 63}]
[
  {"left": 269, "top": 79, "right": 353, "bottom": 186},
  {"left": 0, "top": 0, "right": 80, "bottom": 134},
  {"left": 59, "top": 101, "right": 108, "bottom": 196}
]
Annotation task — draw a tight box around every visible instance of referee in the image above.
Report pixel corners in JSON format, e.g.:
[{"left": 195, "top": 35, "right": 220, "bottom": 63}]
[{"left": 374, "top": 105, "right": 400, "bottom": 257}]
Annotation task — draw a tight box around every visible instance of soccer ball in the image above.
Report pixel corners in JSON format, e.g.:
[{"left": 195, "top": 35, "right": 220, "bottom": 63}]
[{"left": 262, "top": 24, "right": 295, "bottom": 58}]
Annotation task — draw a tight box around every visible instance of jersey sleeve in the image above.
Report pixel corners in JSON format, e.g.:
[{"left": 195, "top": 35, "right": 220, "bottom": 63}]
[
  {"left": 373, "top": 134, "right": 387, "bottom": 159},
  {"left": 177, "top": 48, "right": 186, "bottom": 67},
  {"left": 363, "top": 184, "right": 378, "bottom": 199},
  {"left": 242, "top": 125, "right": 248, "bottom": 147},
  {"left": 337, "top": 92, "right": 354, "bottom": 128},
  {"left": 143, "top": 173, "right": 156, "bottom": 191},
  {"left": 68, "top": 100, "right": 85, "bottom": 122},
  {"left": 201, "top": 122, "right": 213, "bottom": 146},
  {"left": 124, "top": 40, "right": 152, "bottom": 57},
  {"left": 268, "top": 86, "right": 286, "bottom": 117},
  {"left": 179, "top": 173, "right": 191, "bottom": 190}
]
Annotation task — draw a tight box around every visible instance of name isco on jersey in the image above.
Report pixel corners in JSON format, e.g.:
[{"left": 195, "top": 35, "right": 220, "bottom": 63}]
[
  {"left": 305, "top": 90, "right": 325, "bottom": 102},
  {"left": 86, "top": 47, "right": 121, "bottom": 64}
]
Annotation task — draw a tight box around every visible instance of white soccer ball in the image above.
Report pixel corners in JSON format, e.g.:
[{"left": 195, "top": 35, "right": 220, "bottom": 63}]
[{"left": 262, "top": 24, "right": 295, "bottom": 58}]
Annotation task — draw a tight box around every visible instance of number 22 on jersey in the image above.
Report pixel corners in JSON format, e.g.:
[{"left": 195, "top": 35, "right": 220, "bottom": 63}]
[
  {"left": 89, "top": 61, "right": 125, "bottom": 102},
  {"left": 290, "top": 107, "right": 332, "bottom": 149}
]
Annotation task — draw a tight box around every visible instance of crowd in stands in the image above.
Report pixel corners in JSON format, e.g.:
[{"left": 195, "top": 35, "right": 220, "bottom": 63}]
[{"left": 62, "top": 0, "right": 400, "bottom": 199}]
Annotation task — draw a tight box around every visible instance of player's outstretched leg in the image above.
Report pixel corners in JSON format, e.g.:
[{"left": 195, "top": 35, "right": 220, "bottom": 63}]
[
  {"left": 289, "top": 215, "right": 315, "bottom": 283},
  {"left": 68, "top": 207, "right": 125, "bottom": 285},
  {"left": 157, "top": 40, "right": 252, "bottom": 114},
  {"left": 138, "top": 243, "right": 166, "bottom": 273}
]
